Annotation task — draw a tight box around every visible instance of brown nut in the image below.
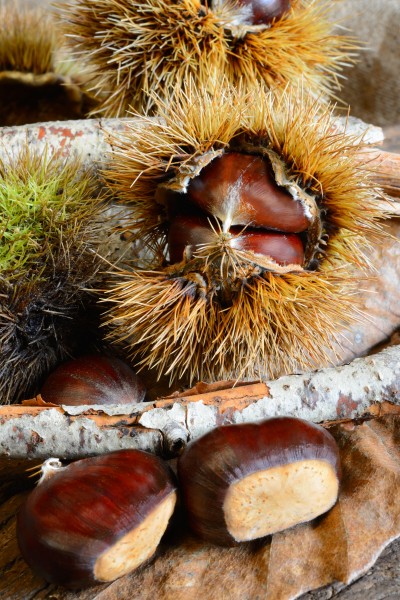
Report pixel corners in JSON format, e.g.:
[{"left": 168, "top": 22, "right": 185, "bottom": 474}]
[
  {"left": 178, "top": 417, "right": 341, "bottom": 546},
  {"left": 167, "top": 215, "right": 217, "bottom": 263},
  {"left": 168, "top": 215, "right": 304, "bottom": 266},
  {"left": 187, "top": 152, "right": 310, "bottom": 232},
  {"left": 230, "top": 226, "right": 304, "bottom": 265},
  {"left": 233, "top": 0, "right": 291, "bottom": 25},
  {"left": 17, "top": 450, "right": 177, "bottom": 588},
  {"left": 40, "top": 354, "right": 146, "bottom": 405}
]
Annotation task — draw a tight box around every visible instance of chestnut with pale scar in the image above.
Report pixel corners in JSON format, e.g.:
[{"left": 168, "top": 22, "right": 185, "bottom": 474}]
[
  {"left": 17, "top": 450, "right": 177, "bottom": 589},
  {"left": 178, "top": 417, "right": 341, "bottom": 546}
]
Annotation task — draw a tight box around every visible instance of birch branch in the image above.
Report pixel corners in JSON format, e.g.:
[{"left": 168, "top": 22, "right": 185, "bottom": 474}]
[
  {"left": 1, "top": 117, "right": 399, "bottom": 214},
  {"left": 0, "top": 345, "right": 398, "bottom": 463}
]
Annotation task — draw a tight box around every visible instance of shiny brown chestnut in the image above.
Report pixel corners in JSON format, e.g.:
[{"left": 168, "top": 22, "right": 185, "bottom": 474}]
[
  {"left": 178, "top": 417, "right": 341, "bottom": 546},
  {"left": 230, "top": 227, "right": 304, "bottom": 266},
  {"left": 168, "top": 215, "right": 304, "bottom": 266},
  {"left": 168, "top": 215, "right": 216, "bottom": 263},
  {"left": 234, "top": 0, "right": 291, "bottom": 25},
  {"left": 187, "top": 152, "right": 309, "bottom": 233},
  {"left": 17, "top": 450, "right": 177, "bottom": 589},
  {"left": 40, "top": 354, "right": 146, "bottom": 405}
]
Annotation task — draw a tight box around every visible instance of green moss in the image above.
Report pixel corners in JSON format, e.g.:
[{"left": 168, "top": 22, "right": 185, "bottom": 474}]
[
  {"left": 0, "top": 151, "right": 100, "bottom": 277},
  {"left": 0, "top": 148, "right": 109, "bottom": 404}
]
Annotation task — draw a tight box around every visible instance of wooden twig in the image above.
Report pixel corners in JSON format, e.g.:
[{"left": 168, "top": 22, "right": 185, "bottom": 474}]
[
  {"left": 0, "top": 118, "right": 128, "bottom": 168},
  {"left": 0, "top": 345, "right": 398, "bottom": 462},
  {"left": 362, "top": 148, "right": 400, "bottom": 200}
]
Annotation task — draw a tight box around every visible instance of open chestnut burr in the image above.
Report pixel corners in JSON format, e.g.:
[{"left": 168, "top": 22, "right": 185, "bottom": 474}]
[
  {"left": 167, "top": 151, "right": 310, "bottom": 267},
  {"left": 103, "top": 83, "right": 388, "bottom": 385},
  {"left": 178, "top": 417, "right": 341, "bottom": 546},
  {"left": 58, "top": 0, "right": 356, "bottom": 116},
  {"left": 17, "top": 450, "right": 177, "bottom": 589},
  {"left": 40, "top": 354, "right": 146, "bottom": 405}
]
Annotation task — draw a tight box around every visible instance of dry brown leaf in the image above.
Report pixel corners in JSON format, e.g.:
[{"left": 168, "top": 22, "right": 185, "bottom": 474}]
[{"left": 2, "top": 414, "right": 400, "bottom": 600}]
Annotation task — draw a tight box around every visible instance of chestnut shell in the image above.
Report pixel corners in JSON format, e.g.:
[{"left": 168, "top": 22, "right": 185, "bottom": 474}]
[
  {"left": 239, "top": 0, "right": 291, "bottom": 25},
  {"left": 17, "top": 450, "right": 176, "bottom": 588},
  {"left": 178, "top": 417, "right": 341, "bottom": 546}
]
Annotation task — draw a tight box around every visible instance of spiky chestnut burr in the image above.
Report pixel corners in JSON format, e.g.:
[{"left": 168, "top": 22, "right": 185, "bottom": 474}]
[
  {"left": 58, "top": 0, "right": 357, "bottom": 116},
  {"left": 0, "top": 149, "right": 111, "bottom": 404},
  {"left": 40, "top": 354, "right": 146, "bottom": 406},
  {"left": 17, "top": 451, "right": 177, "bottom": 588},
  {"left": 178, "top": 417, "right": 341, "bottom": 545},
  {"left": 0, "top": 4, "right": 94, "bottom": 126},
  {"left": 102, "top": 82, "right": 388, "bottom": 384}
]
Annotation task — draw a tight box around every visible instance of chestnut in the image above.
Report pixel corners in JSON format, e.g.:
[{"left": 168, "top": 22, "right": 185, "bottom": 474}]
[
  {"left": 178, "top": 417, "right": 340, "bottom": 546},
  {"left": 40, "top": 354, "right": 146, "bottom": 405},
  {"left": 167, "top": 215, "right": 216, "bottom": 264},
  {"left": 17, "top": 450, "right": 177, "bottom": 589},
  {"left": 230, "top": 227, "right": 304, "bottom": 266},
  {"left": 234, "top": 0, "right": 291, "bottom": 25},
  {"left": 186, "top": 152, "right": 309, "bottom": 233},
  {"left": 168, "top": 215, "right": 304, "bottom": 266}
]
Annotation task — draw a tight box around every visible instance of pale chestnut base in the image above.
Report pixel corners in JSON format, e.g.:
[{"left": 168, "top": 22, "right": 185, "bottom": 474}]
[
  {"left": 94, "top": 492, "right": 177, "bottom": 582},
  {"left": 223, "top": 459, "right": 339, "bottom": 542}
]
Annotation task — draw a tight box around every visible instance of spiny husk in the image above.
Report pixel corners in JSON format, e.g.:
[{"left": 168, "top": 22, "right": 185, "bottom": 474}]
[
  {"left": 0, "top": 149, "right": 109, "bottom": 404},
  {"left": 58, "top": 0, "right": 358, "bottom": 117},
  {"left": 0, "top": 3, "right": 57, "bottom": 75},
  {"left": 104, "top": 251, "right": 364, "bottom": 383},
  {"left": 103, "top": 82, "right": 389, "bottom": 384},
  {"left": 0, "top": 3, "right": 95, "bottom": 126}
]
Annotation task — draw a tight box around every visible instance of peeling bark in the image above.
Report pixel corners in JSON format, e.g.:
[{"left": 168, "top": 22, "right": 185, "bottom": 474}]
[
  {"left": 0, "top": 345, "right": 398, "bottom": 462},
  {"left": 0, "top": 406, "right": 162, "bottom": 462}
]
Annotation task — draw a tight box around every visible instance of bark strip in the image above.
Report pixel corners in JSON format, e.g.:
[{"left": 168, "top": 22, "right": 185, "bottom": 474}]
[{"left": 0, "top": 345, "right": 398, "bottom": 462}]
